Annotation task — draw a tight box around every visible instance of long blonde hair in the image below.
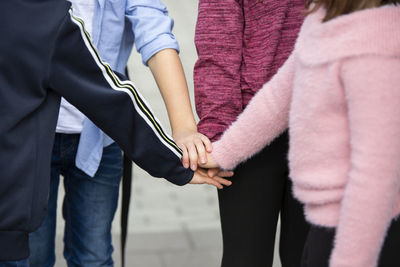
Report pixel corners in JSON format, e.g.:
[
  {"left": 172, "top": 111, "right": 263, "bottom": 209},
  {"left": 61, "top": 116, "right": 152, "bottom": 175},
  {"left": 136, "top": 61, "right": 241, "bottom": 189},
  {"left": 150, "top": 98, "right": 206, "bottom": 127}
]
[{"left": 306, "top": 0, "right": 400, "bottom": 21}]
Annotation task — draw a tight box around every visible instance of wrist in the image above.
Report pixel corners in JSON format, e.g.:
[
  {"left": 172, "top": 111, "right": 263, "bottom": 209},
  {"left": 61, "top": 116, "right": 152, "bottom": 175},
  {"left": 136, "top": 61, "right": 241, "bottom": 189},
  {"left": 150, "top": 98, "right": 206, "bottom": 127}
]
[{"left": 172, "top": 123, "right": 198, "bottom": 137}]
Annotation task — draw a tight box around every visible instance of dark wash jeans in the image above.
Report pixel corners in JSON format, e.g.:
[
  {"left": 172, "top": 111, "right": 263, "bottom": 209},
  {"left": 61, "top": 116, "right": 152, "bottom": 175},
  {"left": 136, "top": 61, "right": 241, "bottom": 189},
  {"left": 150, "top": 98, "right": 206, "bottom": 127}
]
[
  {"left": 0, "top": 259, "right": 29, "bottom": 267},
  {"left": 29, "top": 133, "right": 122, "bottom": 267}
]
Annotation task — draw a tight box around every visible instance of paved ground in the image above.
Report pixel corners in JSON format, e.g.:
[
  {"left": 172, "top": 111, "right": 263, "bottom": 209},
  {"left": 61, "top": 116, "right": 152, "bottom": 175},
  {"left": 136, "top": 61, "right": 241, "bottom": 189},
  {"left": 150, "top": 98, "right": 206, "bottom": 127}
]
[{"left": 54, "top": 0, "right": 282, "bottom": 266}]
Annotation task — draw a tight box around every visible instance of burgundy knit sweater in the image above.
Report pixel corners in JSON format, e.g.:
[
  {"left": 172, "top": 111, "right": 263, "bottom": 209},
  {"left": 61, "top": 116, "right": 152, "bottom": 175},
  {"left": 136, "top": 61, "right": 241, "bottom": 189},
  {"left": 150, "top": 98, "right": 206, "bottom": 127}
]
[{"left": 194, "top": 0, "right": 305, "bottom": 141}]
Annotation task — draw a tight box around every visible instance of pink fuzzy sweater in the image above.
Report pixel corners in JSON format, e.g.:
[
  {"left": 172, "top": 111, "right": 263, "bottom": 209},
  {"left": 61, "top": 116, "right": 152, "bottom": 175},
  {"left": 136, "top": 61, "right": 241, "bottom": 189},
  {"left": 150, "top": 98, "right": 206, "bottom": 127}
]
[{"left": 212, "top": 6, "right": 400, "bottom": 267}]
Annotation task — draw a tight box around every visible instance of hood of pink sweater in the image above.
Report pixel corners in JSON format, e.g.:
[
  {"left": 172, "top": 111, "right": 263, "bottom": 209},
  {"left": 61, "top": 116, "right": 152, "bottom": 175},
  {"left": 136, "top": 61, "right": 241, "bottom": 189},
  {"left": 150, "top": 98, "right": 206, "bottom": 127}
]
[{"left": 296, "top": 5, "right": 400, "bottom": 66}]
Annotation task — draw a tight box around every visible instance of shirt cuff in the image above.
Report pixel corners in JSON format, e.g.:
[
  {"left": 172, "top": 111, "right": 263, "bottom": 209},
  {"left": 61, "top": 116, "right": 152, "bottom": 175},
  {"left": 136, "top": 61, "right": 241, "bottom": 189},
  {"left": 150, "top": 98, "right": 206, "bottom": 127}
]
[{"left": 140, "top": 34, "right": 180, "bottom": 66}]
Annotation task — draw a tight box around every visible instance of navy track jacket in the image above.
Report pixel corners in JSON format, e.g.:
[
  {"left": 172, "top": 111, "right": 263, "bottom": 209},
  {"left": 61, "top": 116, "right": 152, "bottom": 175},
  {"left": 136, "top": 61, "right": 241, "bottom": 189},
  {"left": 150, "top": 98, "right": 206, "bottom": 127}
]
[{"left": 0, "top": 0, "right": 193, "bottom": 260}]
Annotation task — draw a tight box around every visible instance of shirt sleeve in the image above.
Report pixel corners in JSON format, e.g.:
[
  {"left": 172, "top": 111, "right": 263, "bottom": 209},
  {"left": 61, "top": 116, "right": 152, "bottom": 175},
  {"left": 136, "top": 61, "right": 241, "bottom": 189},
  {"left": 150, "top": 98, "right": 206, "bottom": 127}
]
[
  {"left": 329, "top": 56, "right": 400, "bottom": 267},
  {"left": 211, "top": 53, "right": 296, "bottom": 170},
  {"left": 193, "top": 0, "right": 244, "bottom": 141},
  {"left": 125, "top": 0, "right": 179, "bottom": 65},
  {"left": 49, "top": 9, "right": 193, "bottom": 186}
]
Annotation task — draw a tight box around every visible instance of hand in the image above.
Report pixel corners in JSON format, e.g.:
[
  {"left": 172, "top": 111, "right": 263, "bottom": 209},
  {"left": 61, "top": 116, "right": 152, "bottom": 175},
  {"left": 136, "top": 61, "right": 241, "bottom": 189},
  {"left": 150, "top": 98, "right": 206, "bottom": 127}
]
[
  {"left": 173, "top": 130, "right": 212, "bottom": 171},
  {"left": 189, "top": 168, "right": 233, "bottom": 189},
  {"left": 206, "top": 168, "right": 234, "bottom": 179},
  {"left": 198, "top": 152, "right": 219, "bottom": 169}
]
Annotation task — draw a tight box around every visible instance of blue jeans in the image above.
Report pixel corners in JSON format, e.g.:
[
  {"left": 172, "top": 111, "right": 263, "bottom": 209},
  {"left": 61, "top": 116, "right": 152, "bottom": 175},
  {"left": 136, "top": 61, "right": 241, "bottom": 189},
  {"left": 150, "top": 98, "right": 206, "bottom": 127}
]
[
  {"left": 0, "top": 259, "right": 29, "bottom": 267},
  {"left": 29, "top": 134, "right": 122, "bottom": 267}
]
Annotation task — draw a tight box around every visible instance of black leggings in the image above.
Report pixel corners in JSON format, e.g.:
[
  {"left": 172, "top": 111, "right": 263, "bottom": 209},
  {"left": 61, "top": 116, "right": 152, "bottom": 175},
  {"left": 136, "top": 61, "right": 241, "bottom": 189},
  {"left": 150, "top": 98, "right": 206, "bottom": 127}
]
[
  {"left": 301, "top": 219, "right": 400, "bottom": 267},
  {"left": 218, "top": 132, "right": 310, "bottom": 267}
]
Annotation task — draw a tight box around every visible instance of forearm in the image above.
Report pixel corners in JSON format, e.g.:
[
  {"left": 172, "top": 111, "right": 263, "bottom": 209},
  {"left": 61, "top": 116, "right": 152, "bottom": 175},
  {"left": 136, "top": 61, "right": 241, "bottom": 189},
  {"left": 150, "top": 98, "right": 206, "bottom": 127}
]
[
  {"left": 331, "top": 169, "right": 400, "bottom": 267},
  {"left": 148, "top": 48, "right": 197, "bottom": 135},
  {"left": 211, "top": 85, "right": 289, "bottom": 170}
]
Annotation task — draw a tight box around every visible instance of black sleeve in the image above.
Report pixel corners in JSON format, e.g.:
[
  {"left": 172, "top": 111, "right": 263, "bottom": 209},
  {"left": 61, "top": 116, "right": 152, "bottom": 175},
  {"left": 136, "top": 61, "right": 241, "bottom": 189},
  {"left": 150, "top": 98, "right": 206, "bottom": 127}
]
[{"left": 49, "top": 10, "right": 193, "bottom": 185}]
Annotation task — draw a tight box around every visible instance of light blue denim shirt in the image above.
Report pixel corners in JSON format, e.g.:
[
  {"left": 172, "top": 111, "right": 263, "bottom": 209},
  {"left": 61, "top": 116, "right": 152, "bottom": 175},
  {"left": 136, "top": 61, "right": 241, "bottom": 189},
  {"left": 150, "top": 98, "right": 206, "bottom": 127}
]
[{"left": 75, "top": 0, "right": 180, "bottom": 176}]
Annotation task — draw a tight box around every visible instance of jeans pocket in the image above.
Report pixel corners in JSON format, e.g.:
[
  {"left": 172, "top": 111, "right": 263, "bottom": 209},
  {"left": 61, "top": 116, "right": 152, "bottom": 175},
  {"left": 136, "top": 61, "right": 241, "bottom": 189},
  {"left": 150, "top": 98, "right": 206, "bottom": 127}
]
[{"left": 91, "top": 142, "right": 123, "bottom": 186}]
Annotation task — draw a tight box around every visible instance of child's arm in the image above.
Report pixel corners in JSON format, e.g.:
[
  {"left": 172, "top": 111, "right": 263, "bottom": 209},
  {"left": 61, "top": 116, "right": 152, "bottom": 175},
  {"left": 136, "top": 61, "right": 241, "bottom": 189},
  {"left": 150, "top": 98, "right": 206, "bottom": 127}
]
[
  {"left": 329, "top": 57, "right": 400, "bottom": 267},
  {"left": 147, "top": 48, "right": 211, "bottom": 171},
  {"left": 126, "top": 1, "right": 211, "bottom": 171},
  {"left": 201, "top": 54, "right": 297, "bottom": 170},
  {"left": 194, "top": 0, "right": 245, "bottom": 142}
]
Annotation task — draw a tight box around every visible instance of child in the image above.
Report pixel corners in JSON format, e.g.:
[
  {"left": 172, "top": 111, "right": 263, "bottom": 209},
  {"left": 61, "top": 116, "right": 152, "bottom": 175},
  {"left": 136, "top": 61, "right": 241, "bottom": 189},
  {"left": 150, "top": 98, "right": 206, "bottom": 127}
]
[
  {"left": 194, "top": 0, "right": 309, "bottom": 266},
  {"left": 202, "top": 1, "right": 400, "bottom": 266},
  {"left": 0, "top": 0, "right": 231, "bottom": 265},
  {"left": 28, "top": 1, "right": 219, "bottom": 266}
]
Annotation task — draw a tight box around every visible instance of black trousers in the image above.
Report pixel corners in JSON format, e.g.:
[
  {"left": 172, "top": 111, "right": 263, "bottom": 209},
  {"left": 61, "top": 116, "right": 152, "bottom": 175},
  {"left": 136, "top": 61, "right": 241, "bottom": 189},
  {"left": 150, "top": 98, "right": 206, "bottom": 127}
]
[
  {"left": 218, "top": 132, "right": 310, "bottom": 267},
  {"left": 301, "top": 219, "right": 400, "bottom": 267}
]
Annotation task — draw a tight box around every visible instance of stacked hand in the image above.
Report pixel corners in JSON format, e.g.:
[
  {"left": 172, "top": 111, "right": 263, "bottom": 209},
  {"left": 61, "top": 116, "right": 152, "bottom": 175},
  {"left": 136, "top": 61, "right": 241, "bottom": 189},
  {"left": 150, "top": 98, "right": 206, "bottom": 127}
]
[
  {"left": 173, "top": 130, "right": 231, "bottom": 189},
  {"left": 190, "top": 167, "right": 232, "bottom": 189}
]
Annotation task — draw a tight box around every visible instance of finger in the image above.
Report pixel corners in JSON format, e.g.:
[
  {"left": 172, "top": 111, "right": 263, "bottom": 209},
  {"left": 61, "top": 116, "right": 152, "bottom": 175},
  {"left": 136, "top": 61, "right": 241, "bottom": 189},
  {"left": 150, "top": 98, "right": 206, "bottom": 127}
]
[
  {"left": 205, "top": 177, "right": 223, "bottom": 189},
  {"left": 180, "top": 145, "right": 189, "bottom": 168},
  {"left": 201, "top": 135, "right": 213, "bottom": 152},
  {"left": 213, "top": 176, "right": 232, "bottom": 186},
  {"left": 197, "top": 167, "right": 208, "bottom": 176},
  {"left": 207, "top": 168, "right": 219, "bottom": 178},
  {"left": 217, "top": 170, "right": 234, "bottom": 177},
  {"left": 194, "top": 139, "right": 207, "bottom": 164},
  {"left": 198, "top": 157, "right": 218, "bottom": 169},
  {"left": 187, "top": 143, "right": 198, "bottom": 171}
]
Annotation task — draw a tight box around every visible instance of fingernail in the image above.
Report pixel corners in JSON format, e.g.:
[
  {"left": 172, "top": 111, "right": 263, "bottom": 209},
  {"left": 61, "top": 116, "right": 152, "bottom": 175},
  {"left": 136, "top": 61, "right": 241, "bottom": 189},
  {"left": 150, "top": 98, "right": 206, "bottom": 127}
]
[
  {"left": 184, "top": 163, "right": 189, "bottom": 168},
  {"left": 201, "top": 157, "right": 206, "bottom": 164},
  {"left": 191, "top": 164, "right": 196, "bottom": 170}
]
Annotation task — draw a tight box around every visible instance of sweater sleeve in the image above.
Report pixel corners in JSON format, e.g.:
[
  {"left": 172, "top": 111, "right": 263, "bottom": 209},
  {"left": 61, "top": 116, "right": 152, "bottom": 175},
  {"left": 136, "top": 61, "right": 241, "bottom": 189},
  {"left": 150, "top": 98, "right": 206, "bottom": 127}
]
[
  {"left": 329, "top": 56, "right": 400, "bottom": 267},
  {"left": 211, "top": 53, "right": 296, "bottom": 170},
  {"left": 193, "top": 0, "right": 244, "bottom": 141}
]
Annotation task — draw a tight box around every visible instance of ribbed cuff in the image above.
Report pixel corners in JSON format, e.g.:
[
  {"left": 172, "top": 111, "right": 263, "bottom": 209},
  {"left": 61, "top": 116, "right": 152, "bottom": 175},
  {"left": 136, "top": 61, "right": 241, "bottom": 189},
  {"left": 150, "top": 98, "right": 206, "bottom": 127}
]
[{"left": 0, "top": 230, "right": 29, "bottom": 261}]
